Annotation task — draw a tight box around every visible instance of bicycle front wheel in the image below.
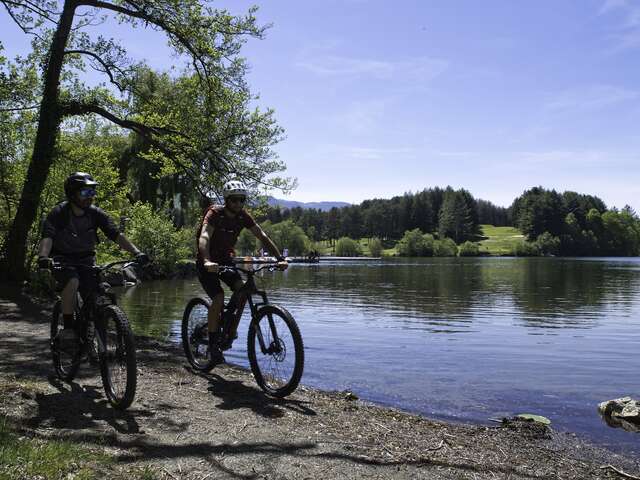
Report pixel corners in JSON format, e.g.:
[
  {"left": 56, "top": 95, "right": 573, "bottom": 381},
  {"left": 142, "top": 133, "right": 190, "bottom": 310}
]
[
  {"left": 98, "top": 305, "right": 137, "bottom": 410},
  {"left": 51, "top": 300, "right": 83, "bottom": 381},
  {"left": 247, "top": 305, "right": 304, "bottom": 398},
  {"left": 182, "top": 297, "right": 216, "bottom": 372}
]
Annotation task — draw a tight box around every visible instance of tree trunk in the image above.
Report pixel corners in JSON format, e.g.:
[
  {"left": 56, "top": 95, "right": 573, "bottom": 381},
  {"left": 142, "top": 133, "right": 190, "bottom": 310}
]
[{"left": 0, "top": 1, "right": 77, "bottom": 281}]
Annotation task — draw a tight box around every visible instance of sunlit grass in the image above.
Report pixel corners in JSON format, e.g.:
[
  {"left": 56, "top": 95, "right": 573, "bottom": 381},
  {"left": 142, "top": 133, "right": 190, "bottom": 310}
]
[
  {"left": 478, "top": 224, "right": 524, "bottom": 255},
  {"left": 0, "top": 417, "right": 105, "bottom": 480}
]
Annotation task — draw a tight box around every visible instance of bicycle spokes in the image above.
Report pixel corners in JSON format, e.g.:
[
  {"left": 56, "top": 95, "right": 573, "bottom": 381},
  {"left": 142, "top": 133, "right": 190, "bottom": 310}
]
[{"left": 250, "top": 309, "right": 300, "bottom": 394}]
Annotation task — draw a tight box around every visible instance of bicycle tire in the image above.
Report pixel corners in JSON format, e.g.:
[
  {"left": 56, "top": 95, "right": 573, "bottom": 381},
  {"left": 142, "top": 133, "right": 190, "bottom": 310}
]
[
  {"left": 98, "top": 305, "right": 137, "bottom": 410},
  {"left": 50, "top": 300, "right": 82, "bottom": 381},
  {"left": 182, "top": 297, "right": 216, "bottom": 372},
  {"left": 247, "top": 305, "right": 304, "bottom": 398}
]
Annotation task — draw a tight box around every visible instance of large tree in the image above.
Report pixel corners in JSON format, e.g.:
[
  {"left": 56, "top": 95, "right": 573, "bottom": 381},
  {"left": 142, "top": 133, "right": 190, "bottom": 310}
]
[{"left": 1, "top": 0, "right": 288, "bottom": 280}]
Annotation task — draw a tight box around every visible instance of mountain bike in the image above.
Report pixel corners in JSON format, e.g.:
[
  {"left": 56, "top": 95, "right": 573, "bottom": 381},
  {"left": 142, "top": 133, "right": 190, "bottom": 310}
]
[
  {"left": 50, "top": 260, "right": 139, "bottom": 410},
  {"left": 182, "top": 264, "right": 304, "bottom": 398}
]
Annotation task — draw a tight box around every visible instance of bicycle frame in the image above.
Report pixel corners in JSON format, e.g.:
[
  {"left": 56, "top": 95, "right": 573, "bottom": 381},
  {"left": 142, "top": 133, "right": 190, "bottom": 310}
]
[
  {"left": 52, "top": 260, "right": 136, "bottom": 355},
  {"left": 221, "top": 265, "right": 282, "bottom": 355}
]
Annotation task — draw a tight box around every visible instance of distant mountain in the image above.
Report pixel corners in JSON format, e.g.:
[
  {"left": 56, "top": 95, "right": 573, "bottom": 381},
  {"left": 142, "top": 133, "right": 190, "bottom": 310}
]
[{"left": 267, "top": 197, "right": 350, "bottom": 211}]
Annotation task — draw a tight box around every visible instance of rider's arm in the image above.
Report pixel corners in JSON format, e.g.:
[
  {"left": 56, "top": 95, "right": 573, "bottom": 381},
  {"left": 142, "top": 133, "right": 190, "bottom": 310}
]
[
  {"left": 249, "top": 225, "right": 286, "bottom": 262},
  {"left": 38, "top": 237, "right": 53, "bottom": 258},
  {"left": 115, "top": 234, "right": 142, "bottom": 256},
  {"left": 198, "top": 223, "right": 219, "bottom": 273},
  {"left": 94, "top": 207, "right": 144, "bottom": 258},
  {"left": 37, "top": 208, "right": 58, "bottom": 264}
]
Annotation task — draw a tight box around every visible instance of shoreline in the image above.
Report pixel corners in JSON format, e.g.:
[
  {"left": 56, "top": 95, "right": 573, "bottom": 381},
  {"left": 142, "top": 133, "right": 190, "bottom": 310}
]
[{"left": 1, "top": 285, "right": 639, "bottom": 479}]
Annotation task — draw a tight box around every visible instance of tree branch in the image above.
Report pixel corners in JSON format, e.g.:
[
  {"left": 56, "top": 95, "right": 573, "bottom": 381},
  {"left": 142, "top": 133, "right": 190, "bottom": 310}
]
[
  {"left": 64, "top": 49, "right": 126, "bottom": 91},
  {"left": 59, "top": 100, "right": 203, "bottom": 185},
  {"left": 0, "top": 105, "right": 39, "bottom": 112},
  {"left": 1, "top": 0, "right": 58, "bottom": 24}
]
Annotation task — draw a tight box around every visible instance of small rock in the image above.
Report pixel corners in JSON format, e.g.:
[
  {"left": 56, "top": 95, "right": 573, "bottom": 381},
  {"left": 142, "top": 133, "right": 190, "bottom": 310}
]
[
  {"left": 598, "top": 396, "right": 640, "bottom": 432},
  {"left": 515, "top": 413, "right": 551, "bottom": 426},
  {"left": 344, "top": 391, "right": 358, "bottom": 401}
]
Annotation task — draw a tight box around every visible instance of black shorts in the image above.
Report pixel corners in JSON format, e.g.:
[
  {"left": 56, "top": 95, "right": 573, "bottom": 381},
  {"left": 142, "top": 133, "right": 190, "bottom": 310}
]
[
  {"left": 197, "top": 263, "right": 241, "bottom": 299},
  {"left": 52, "top": 261, "right": 98, "bottom": 300}
]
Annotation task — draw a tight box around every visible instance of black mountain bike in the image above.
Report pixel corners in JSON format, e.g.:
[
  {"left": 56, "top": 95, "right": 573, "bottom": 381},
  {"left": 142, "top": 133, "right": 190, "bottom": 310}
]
[
  {"left": 182, "top": 264, "right": 304, "bottom": 398},
  {"left": 50, "top": 260, "right": 138, "bottom": 410}
]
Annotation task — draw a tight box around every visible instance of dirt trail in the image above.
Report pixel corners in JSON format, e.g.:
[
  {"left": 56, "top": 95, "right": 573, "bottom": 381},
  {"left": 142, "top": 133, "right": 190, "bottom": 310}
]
[{"left": 1, "top": 286, "right": 638, "bottom": 479}]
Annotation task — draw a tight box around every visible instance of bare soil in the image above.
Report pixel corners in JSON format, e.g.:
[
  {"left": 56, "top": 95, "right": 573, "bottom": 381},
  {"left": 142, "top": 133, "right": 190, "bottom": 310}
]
[{"left": 1, "top": 284, "right": 639, "bottom": 480}]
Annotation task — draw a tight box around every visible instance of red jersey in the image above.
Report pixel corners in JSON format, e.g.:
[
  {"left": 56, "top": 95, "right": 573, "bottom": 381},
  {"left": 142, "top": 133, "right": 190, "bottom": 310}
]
[{"left": 196, "top": 205, "right": 256, "bottom": 263}]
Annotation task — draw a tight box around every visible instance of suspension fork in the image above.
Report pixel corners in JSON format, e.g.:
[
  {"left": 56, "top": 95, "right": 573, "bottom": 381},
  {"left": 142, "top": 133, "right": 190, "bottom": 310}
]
[
  {"left": 91, "top": 305, "right": 107, "bottom": 356},
  {"left": 251, "top": 294, "right": 281, "bottom": 354}
]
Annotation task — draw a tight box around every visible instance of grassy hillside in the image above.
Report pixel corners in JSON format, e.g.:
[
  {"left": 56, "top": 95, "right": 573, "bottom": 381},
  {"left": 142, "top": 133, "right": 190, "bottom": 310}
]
[{"left": 478, "top": 224, "right": 524, "bottom": 255}]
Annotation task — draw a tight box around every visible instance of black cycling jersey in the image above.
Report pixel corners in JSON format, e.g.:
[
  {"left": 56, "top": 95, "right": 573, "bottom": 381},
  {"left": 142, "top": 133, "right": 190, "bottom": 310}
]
[{"left": 42, "top": 201, "right": 119, "bottom": 259}]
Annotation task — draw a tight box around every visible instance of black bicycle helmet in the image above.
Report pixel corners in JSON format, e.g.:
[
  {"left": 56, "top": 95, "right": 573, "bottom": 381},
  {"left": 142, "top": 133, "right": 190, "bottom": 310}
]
[{"left": 64, "top": 172, "right": 98, "bottom": 199}]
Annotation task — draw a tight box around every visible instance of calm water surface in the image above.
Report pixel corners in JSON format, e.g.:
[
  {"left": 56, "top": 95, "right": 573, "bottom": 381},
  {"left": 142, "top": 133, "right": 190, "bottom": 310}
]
[{"left": 116, "top": 257, "right": 640, "bottom": 454}]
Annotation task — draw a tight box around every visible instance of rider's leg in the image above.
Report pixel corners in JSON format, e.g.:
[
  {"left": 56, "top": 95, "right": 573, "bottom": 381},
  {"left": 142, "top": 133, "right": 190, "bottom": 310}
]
[
  {"left": 57, "top": 269, "right": 80, "bottom": 330},
  {"left": 227, "top": 279, "right": 247, "bottom": 339},
  {"left": 208, "top": 292, "right": 224, "bottom": 334}
]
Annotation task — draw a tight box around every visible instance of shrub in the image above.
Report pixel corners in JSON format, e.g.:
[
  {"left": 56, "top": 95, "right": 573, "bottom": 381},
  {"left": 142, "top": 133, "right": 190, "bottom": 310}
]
[
  {"left": 433, "top": 238, "right": 458, "bottom": 257},
  {"left": 535, "top": 232, "right": 560, "bottom": 256},
  {"left": 335, "top": 237, "right": 362, "bottom": 256},
  {"left": 458, "top": 241, "right": 480, "bottom": 257},
  {"left": 261, "top": 220, "right": 310, "bottom": 256},
  {"left": 397, "top": 229, "right": 434, "bottom": 256},
  {"left": 368, "top": 237, "right": 383, "bottom": 257},
  {"left": 236, "top": 228, "right": 256, "bottom": 256},
  {"left": 512, "top": 241, "right": 540, "bottom": 256},
  {"left": 124, "top": 202, "right": 192, "bottom": 275}
]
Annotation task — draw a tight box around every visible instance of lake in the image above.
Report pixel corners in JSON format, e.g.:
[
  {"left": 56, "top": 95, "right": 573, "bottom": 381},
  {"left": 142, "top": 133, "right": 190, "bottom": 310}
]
[{"left": 116, "top": 257, "right": 640, "bottom": 454}]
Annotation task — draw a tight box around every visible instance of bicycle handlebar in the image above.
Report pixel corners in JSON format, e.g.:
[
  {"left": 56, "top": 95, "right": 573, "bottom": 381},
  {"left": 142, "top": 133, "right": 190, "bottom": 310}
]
[
  {"left": 218, "top": 263, "right": 283, "bottom": 275},
  {"left": 51, "top": 259, "right": 138, "bottom": 272}
]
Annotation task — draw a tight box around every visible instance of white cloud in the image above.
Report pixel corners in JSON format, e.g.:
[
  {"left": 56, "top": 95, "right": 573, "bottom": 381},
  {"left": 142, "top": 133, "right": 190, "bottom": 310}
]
[
  {"left": 334, "top": 99, "right": 390, "bottom": 134},
  {"left": 599, "top": 0, "right": 640, "bottom": 51},
  {"left": 297, "top": 55, "right": 448, "bottom": 81},
  {"left": 599, "top": 0, "right": 630, "bottom": 15},
  {"left": 544, "top": 85, "right": 640, "bottom": 111}
]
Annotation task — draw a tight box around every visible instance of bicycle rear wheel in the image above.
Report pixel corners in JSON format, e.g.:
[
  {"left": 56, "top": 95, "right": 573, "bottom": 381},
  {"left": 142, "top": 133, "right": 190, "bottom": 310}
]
[
  {"left": 98, "top": 305, "right": 137, "bottom": 410},
  {"left": 247, "top": 305, "right": 304, "bottom": 398},
  {"left": 182, "top": 297, "right": 216, "bottom": 372},
  {"left": 50, "top": 300, "right": 82, "bottom": 381}
]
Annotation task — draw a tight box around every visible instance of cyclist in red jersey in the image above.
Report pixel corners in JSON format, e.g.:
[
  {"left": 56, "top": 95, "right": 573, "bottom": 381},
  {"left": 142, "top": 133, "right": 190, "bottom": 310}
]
[{"left": 196, "top": 180, "right": 288, "bottom": 363}]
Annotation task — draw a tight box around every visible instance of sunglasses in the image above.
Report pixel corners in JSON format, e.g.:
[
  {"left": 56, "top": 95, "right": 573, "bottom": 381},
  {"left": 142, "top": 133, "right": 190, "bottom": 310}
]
[
  {"left": 79, "top": 188, "right": 97, "bottom": 198},
  {"left": 227, "top": 196, "right": 246, "bottom": 204}
]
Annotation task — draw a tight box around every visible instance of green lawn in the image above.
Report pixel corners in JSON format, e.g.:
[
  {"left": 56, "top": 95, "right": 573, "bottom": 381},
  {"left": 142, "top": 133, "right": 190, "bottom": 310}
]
[{"left": 478, "top": 224, "right": 524, "bottom": 255}]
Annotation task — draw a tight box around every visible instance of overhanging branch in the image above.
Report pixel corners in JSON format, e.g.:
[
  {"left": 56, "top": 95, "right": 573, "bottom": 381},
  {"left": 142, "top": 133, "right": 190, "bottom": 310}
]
[{"left": 64, "top": 49, "right": 126, "bottom": 91}]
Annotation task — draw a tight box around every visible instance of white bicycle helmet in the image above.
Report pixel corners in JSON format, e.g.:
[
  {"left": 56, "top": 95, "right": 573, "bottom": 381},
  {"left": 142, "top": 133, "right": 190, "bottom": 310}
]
[{"left": 222, "top": 180, "right": 248, "bottom": 199}]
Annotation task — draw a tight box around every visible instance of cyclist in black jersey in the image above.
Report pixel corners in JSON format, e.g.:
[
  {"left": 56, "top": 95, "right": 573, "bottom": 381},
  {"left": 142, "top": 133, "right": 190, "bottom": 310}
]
[{"left": 37, "top": 172, "right": 149, "bottom": 349}]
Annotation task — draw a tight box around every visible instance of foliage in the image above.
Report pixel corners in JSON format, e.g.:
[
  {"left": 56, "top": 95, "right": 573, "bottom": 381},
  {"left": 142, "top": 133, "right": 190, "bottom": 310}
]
[
  {"left": 458, "top": 241, "right": 480, "bottom": 257},
  {"left": 261, "top": 220, "right": 310, "bottom": 256},
  {"left": 438, "top": 187, "right": 478, "bottom": 243},
  {"left": 396, "top": 229, "right": 434, "bottom": 257},
  {"left": 1, "top": 1, "right": 293, "bottom": 280},
  {"left": 236, "top": 228, "right": 257, "bottom": 256},
  {"left": 335, "top": 237, "right": 362, "bottom": 257},
  {"left": 368, "top": 237, "right": 383, "bottom": 257},
  {"left": 433, "top": 238, "right": 458, "bottom": 257},
  {"left": 259, "top": 186, "right": 484, "bottom": 244},
  {"left": 534, "top": 232, "right": 561, "bottom": 256},
  {"left": 510, "top": 187, "right": 640, "bottom": 256},
  {"left": 124, "top": 202, "right": 192, "bottom": 275},
  {"left": 512, "top": 241, "right": 540, "bottom": 257}
]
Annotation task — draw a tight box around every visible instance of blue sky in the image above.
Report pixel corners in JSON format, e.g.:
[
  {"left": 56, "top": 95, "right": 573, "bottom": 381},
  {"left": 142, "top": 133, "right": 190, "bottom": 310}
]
[{"left": 3, "top": 1, "right": 640, "bottom": 210}]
